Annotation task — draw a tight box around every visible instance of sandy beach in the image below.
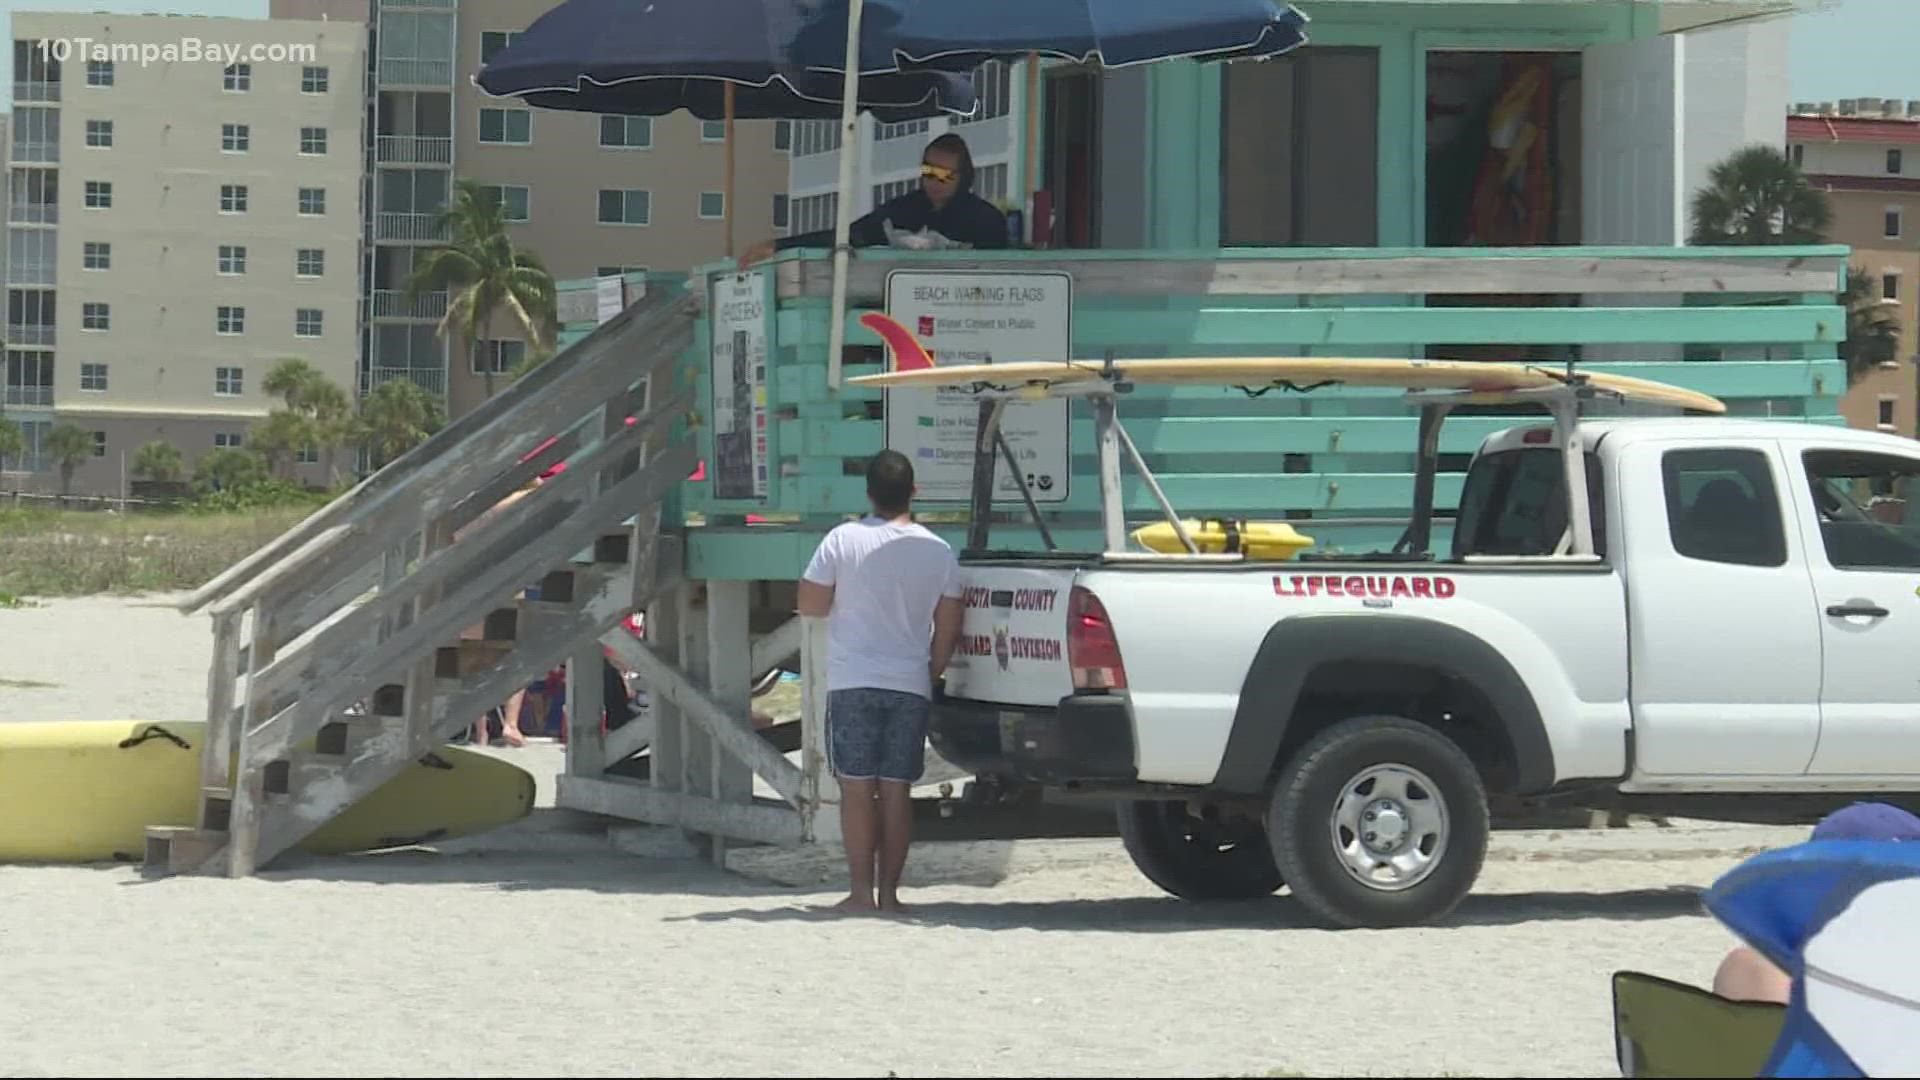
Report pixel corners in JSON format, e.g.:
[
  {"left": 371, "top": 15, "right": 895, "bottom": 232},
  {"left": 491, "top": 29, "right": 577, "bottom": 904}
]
[{"left": 0, "top": 594, "right": 1801, "bottom": 1078}]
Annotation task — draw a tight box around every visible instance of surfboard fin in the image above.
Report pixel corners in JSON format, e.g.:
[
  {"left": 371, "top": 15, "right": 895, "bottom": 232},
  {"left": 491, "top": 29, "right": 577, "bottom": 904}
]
[{"left": 858, "top": 312, "right": 937, "bottom": 372}]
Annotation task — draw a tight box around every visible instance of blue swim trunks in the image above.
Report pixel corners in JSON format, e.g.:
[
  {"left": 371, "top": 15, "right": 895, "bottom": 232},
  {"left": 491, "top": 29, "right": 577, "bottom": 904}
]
[{"left": 826, "top": 688, "right": 930, "bottom": 783}]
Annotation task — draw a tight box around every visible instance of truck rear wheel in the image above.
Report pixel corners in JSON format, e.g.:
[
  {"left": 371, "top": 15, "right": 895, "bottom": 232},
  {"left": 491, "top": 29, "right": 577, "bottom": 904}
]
[
  {"left": 1266, "top": 715, "right": 1488, "bottom": 929},
  {"left": 1117, "top": 799, "right": 1284, "bottom": 901}
]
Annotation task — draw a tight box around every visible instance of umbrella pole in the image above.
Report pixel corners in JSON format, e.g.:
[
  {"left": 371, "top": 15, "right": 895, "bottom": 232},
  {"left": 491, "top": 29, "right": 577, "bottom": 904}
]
[
  {"left": 826, "top": 0, "right": 864, "bottom": 390},
  {"left": 723, "top": 82, "right": 735, "bottom": 258},
  {"left": 1024, "top": 51, "right": 1038, "bottom": 244}
]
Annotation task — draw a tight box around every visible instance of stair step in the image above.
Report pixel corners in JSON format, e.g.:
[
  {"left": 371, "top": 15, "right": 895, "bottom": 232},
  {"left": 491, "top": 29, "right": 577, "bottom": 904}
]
[
  {"left": 530, "top": 564, "right": 617, "bottom": 607},
  {"left": 198, "top": 786, "right": 233, "bottom": 833},
  {"left": 483, "top": 607, "right": 519, "bottom": 641},
  {"left": 435, "top": 639, "right": 515, "bottom": 678},
  {"left": 143, "top": 825, "right": 224, "bottom": 876}
]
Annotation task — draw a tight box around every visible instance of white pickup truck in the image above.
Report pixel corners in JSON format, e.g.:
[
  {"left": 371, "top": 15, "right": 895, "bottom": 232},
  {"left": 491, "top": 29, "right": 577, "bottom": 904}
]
[{"left": 926, "top": 410, "right": 1920, "bottom": 929}]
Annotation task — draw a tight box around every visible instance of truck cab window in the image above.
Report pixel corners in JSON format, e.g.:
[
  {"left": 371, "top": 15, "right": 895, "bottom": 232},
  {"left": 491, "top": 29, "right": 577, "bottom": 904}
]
[
  {"left": 1660, "top": 448, "right": 1786, "bottom": 567},
  {"left": 1451, "top": 448, "right": 1606, "bottom": 559},
  {"left": 1802, "top": 449, "right": 1920, "bottom": 570}
]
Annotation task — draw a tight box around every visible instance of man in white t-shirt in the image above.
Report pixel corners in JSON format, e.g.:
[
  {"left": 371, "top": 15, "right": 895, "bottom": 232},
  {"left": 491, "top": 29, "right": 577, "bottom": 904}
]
[{"left": 798, "top": 449, "right": 964, "bottom": 914}]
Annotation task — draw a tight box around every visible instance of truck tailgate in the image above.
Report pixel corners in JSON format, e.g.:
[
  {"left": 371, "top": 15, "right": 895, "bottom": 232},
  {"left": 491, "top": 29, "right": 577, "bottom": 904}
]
[{"left": 942, "top": 563, "right": 1079, "bottom": 708}]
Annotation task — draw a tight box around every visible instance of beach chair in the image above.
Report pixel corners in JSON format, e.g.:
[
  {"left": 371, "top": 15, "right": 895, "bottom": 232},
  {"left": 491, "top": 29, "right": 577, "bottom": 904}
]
[{"left": 1611, "top": 970, "right": 1786, "bottom": 1078}]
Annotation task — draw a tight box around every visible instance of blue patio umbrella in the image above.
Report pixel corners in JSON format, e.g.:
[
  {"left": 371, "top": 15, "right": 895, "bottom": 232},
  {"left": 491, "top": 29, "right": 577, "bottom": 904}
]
[
  {"left": 472, "top": 0, "right": 976, "bottom": 120},
  {"left": 475, "top": 0, "right": 977, "bottom": 256},
  {"left": 1703, "top": 839, "right": 1920, "bottom": 1076},
  {"left": 793, "top": 0, "right": 1312, "bottom": 73}
]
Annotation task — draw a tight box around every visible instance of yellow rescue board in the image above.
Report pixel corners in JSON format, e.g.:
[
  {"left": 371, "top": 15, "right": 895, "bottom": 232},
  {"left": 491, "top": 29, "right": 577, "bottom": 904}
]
[
  {"left": 849, "top": 357, "right": 1726, "bottom": 414},
  {"left": 1131, "top": 519, "right": 1316, "bottom": 559},
  {"left": 0, "top": 720, "right": 536, "bottom": 863}
]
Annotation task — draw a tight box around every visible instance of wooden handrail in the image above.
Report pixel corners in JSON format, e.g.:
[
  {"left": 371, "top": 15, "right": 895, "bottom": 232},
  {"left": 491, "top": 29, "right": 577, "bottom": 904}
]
[
  {"left": 178, "top": 287, "right": 697, "bottom": 614},
  {"left": 208, "top": 524, "right": 355, "bottom": 618}
]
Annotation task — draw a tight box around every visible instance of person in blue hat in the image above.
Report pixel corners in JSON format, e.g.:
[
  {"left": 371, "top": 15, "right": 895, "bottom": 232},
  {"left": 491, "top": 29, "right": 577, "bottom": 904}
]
[{"left": 1711, "top": 801, "right": 1920, "bottom": 1003}]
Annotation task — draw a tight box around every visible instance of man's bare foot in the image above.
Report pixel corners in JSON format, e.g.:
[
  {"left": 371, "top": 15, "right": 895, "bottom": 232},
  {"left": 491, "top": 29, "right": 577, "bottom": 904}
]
[{"left": 878, "top": 896, "right": 915, "bottom": 916}]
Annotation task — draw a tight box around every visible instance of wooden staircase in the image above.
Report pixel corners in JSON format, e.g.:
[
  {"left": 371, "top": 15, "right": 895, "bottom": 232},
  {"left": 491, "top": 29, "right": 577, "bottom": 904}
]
[{"left": 145, "top": 287, "right": 700, "bottom": 877}]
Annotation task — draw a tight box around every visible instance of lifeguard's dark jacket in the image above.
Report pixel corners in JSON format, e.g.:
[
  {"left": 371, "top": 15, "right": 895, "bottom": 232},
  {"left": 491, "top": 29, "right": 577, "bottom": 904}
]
[{"left": 776, "top": 188, "right": 1009, "bottom": 251}]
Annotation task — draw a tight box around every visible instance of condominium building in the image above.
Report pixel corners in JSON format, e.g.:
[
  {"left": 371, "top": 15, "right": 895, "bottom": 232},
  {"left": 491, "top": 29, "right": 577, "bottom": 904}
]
[
  {"left": 3, "top": 12, "right": 365, "bottom": 494},
  {"left": 1788, "top": 98, "right": 1920, "bottom": 438},
  {"left": 784, "top": 60, "right": 1021, "bottom": 242},
  {"left": 270, "top": 0, "right": 791, "bottom": 420}
]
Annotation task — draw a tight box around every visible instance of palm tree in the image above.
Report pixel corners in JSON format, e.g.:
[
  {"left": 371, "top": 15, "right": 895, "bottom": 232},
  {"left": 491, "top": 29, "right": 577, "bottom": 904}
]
[
  {"left": 1841, "top": 264, "right": 1902, "bottom": 386},
  {"left": 131, "top": 440, "right": 184, "bottom": 483},
  {"left": 45, "top": 423, "right": 92, "bottom": 497},
  {"left": 261, "top": 357, "right": 354, "bottom": 485},
  {"left": 1689, "top": 144, "right": 1832, "bottom": 246},
  {"left": 356, "top": 379, "right": 445, "bottom": 469},
  {"left": 404, "top": 179, "right": 558, "bottom": 400},
  {"left": 0, "top": 418, "right": 22, "bottom": 474}
]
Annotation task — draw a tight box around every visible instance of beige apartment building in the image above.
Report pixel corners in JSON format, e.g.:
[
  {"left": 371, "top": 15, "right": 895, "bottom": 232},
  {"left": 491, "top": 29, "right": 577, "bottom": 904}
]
[
  {"left": 270, "top": 0, "right": 789, "bottom": 421},
  {"left": 4, "top": 11, "right": 365, "bottom": 495},
  {"left": 1789, "top": 100, "right": 1920, "bottom": 438}
]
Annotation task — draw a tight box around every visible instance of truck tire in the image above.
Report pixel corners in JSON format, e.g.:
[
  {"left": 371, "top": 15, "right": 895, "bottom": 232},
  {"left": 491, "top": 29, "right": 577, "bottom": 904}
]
[
  {"left": 1117, "top": 799, "right": 1285, "bottom": 901},
  {"left": 1265, "top": 715, "right": 1489, "bottom": 929}
]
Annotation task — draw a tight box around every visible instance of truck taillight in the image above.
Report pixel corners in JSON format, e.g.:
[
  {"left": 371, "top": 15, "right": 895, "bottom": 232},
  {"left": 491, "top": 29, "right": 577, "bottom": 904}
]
[{"left": 1067, "top": 586, "right": 1127, "bottom": 691}]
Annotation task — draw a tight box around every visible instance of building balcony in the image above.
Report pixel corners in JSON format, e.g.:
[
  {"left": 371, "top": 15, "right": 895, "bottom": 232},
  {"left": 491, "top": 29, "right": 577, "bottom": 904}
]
[
  {"left": 6, "top": 324, "right": 55, "bottom": 347},
  {"left": 376, "top": 212, "right": 448, "bottom": 243},
  {"left": 377, "top": 0, "right": 456, "bottom": 8},
  {"left": 372, "top": 288, "right": 449, "bottom": 320},
  {"left": 378, "top": 58, "right": 454, "bottom": 87},
  {"left": 7, "top": 202, "right": 57, "bottom": 225},
  {"left": 8, "top": 259, "right": 56, "bottom": 286},
  {"left": 10, "top": 141, "right": 57, "bottom": 164},
  {"left": 2, "top": 385, "right": 53, "bottom": 407},
  {"left": 13, "top": 80, "right": 59, "bottom": 103},
  {"left": 364, "top": 365, "right": 447, "bottom": 397},
  {"left": 375, "top": 134, "right": 453, "bottom": 165}
]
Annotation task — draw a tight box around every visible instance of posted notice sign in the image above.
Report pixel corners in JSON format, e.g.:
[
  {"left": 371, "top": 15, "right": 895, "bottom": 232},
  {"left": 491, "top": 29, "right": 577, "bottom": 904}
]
[
  {"left": 710, "top": 269, "right": 770, "bottom": 499},
  {"left": 882, "top": 269, "right": 1072, "bottom": 503}
]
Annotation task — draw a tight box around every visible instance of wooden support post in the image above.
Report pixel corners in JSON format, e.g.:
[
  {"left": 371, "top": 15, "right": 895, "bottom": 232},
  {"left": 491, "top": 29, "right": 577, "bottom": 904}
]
[
  {"left": 565, "top": 633, "right": 608, "bottom": 778},
  {"left": 647, "top": 578, "right": 685, "bottom": 812},
  {"left": 676, "top": 584, "right": 714, "bottom": 858},
  {"left": 406, "top": 518, "right": 454, "bottom": 757},
  {"left": 705, "top": 579, "right": 753, "bottom": 867},
  {"left": 799, "top": 615, "right": 839, "bottom": 844},
  {"left": 226, "top": 597, "right": 279, "bottom": 877},
  {"left": 200, "top": 610, "right": 241, "bottom": 798}
]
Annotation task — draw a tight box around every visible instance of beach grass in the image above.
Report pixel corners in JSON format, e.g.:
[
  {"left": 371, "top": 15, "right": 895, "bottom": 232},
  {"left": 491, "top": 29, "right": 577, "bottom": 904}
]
[{"left": 0, "top": 506, "right": 312, "bottom": 597}]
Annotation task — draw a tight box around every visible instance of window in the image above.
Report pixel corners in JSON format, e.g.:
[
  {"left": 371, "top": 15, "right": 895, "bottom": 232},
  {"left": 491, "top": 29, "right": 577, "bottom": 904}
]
[
  {"left": 480, "top": 31, "right": 519, "bottom": 63},
  {"left": 296, "top": 248, "right": 325, "bottom": 277},
  {"left": 221, "top": 184, "right": 248, "bottom": 213},
  {"left": 873, "top": 117, "right": 929, "bottom": 142},
  {"left": 222, "top": 123, "right": 249, "bottom": 152},
  {"left": 298, "top": 187, "right": 326, "bottom": 215},
  {"left": 299, "top": 126, "right": 328, "bottom": 154},
  {"left": 217, "top": 306, "right": 245, "bottom": 335},
  {"left": 79, "top": 363, "right": 107, "bottom": 391},
  {"left": 81, "top": 302, "right": 109, "bottom": 330},
  {"left": 1887, "top": 208, "right": 1903, "bottom": 239},
  {"left": 699, "top": 191, "right": 725, "bottom": 219},
  {"left": 597, "top": 188, "right": 649, "bottom": 225},
  {"left": 774, "top": 120, "right": 791, "bottom": 150},
  {"left": 85, "top": 119, "right": 112, "bottom": 147},
  {"left": 596, "top": 265, "right": 645, "bottom": 277},
  {"left": 772, "top": 194, "right": 789, "bottom": 230},
  {"left": 1803, "top": 450, "right": 1920, "bottom": 571},
  {"left": 90, "top": 431, "right": 106, "bottom": 458},
  {"left": 700, "top": 119, "right": 726, "bottom": 141},
  {"left": 84, "top": 181, "right": 111, "bottom": 208},
  {"left": 1661, "top": 447, "right": 1787, "bottom": 567},
  {"left": 473, "top": 339, "right": 524, "bottom": 374},
  {"left": 599, "top": 115, "right": 652, "bottom": 149},
  {"left": 479, "top": 108, "right": 531, "bottom": 144},
  {"left": 224, "top": 63, "right": 251, "bottom": 91},
  {"left": 1790, "top": 143, "right": 1805, "bottom": 168},
  {"left": 295, "top": 308, "right": 323, "bottom": 337},
  {"left": 1889, "top": 148, "right": 1904, "bottom": 175},
  {"left": 301, "top": 66, "right": 329, "bottom": 93},
  {"left": 790, "top": 120, "right": 841, "bottom": 157},
  {"left": 218, "top": 245, "right": 247, "bottom": 274},
  {"left": 478, "top": 184, "right": 529, "bottom": 222},
  {"left": 83, "top": 242, "right": 110, "bottom": 270},
  {"left": 1884, "top": 273, "right": 1900, "bottom": 302},
  {"left": 86, "top": 60, "right": 113, "bottom": 86},
  {"left": 1879, "top": 398, "right": 1897, "bottom": 428},
  {"left": 296, "top": 445, "right": 318, "bottom": 464},
  {"left": 954, "top": 61, "right": 1012, "bottom": 124},
  {"left": 1451, "top": 447, "right": 1607, "bottom": 559},
  {"left": 214, "top": 431, "right": 243, "bottom": 448},
  {"left": 215, "top": 366, "right": 243, "bottom": 395}
]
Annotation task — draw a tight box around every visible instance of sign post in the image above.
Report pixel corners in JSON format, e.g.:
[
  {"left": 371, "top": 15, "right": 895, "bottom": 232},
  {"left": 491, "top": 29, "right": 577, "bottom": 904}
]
[{"left": 881, "top": 269, "right": 1072, "bottom": 504}]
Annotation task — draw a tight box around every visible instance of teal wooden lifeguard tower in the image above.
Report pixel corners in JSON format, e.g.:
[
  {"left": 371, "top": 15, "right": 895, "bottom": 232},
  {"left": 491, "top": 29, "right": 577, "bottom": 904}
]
[{"left": 146, "top": 0, "right": 1848, "bottom": 876}]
